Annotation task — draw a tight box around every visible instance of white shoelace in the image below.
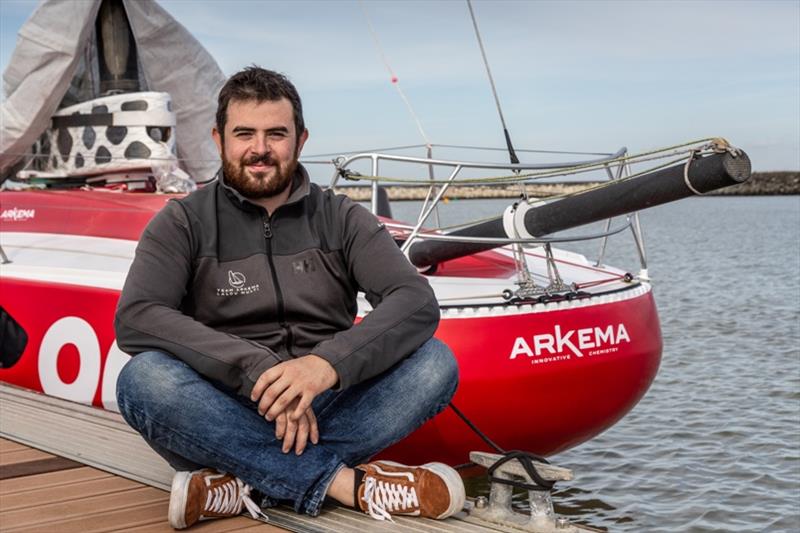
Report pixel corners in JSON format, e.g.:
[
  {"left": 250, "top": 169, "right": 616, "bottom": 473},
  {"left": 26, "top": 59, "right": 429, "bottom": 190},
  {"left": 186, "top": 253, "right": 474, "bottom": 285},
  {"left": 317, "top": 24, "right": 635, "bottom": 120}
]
[
  {"left": 361, "top": 476, "right": 420, "bottom": 522},
  {"left": 203, "top": 473, "right": 268, "bottom": 521}
]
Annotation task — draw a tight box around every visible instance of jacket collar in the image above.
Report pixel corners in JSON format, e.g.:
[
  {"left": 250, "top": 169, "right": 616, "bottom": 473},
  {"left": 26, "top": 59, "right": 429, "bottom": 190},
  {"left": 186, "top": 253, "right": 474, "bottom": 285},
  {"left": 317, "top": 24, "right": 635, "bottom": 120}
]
[{"left": 219, "top": 163, "right": 312, "bottom": 212}]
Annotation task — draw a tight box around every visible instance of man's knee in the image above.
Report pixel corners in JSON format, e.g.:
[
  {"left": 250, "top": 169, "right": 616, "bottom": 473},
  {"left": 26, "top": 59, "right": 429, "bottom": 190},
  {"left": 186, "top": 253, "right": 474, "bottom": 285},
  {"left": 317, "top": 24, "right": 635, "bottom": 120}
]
[
  {"left": 410, "top": 338, "right": 459, "bottom": 402},
  {"left": 116, "top": 351, "right": 182, "bottom": 421}
]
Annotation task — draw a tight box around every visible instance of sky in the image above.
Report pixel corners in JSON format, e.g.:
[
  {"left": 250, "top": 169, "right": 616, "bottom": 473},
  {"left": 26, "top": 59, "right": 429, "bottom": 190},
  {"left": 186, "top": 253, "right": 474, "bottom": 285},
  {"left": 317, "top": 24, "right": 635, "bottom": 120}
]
[{"left": 1, "top": 0, "right": 798, "bottom": 172}]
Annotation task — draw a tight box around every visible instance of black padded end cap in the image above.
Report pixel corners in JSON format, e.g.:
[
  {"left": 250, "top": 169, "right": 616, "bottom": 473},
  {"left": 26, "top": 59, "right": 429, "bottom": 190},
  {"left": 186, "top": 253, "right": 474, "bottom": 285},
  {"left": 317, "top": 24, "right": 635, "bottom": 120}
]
[{"left": 723, "top": 151, "right": 752, "bottom": 183}]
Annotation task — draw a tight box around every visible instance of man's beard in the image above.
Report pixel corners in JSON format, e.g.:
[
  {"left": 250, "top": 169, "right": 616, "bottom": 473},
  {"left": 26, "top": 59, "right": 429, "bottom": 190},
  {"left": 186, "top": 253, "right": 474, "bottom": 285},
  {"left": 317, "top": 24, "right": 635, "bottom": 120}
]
[{"left": 222, "top": 149, "right": 298, "bottom": 200}]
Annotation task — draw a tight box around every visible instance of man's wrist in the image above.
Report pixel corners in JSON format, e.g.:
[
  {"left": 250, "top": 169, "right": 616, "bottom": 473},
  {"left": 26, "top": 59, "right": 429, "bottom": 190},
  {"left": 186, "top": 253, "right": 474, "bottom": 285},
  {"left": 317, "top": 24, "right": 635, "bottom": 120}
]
[{"left": 308, "top": 353, "right": 339, "bottom": 389}]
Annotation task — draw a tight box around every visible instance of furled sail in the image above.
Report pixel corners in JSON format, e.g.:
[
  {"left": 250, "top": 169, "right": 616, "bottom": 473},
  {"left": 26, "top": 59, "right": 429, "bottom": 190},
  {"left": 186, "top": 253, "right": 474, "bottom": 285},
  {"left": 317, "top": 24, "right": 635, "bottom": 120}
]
[{"left": 1, "top": 0, "right": 225, "bottom": 182}]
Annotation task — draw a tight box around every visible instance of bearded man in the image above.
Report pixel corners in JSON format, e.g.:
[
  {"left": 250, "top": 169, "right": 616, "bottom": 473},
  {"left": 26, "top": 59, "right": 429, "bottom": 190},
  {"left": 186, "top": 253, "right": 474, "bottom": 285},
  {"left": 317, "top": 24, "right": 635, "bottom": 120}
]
[{"left": 114, "top": 67, "right": 463, "bottom": 529}]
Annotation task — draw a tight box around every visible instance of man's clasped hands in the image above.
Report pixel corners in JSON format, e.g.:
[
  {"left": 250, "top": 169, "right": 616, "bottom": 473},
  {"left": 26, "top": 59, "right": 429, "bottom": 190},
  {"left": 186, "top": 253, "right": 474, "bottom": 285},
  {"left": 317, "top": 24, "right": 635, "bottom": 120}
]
[{"left": 250, "top": 355, "right": 339, "bottom": 455}]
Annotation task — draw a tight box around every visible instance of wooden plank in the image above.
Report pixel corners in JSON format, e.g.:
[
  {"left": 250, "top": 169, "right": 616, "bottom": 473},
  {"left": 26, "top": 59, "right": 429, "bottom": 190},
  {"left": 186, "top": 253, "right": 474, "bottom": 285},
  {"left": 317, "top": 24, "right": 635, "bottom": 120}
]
[
  {"left": 8, "top": 501, "right": 168, "bottom": 533},
  {"left": 0, "top": 442, "right": 283, "bottom": 533},
  {"left": 0, "top": 466, "right": 111, "bottom": 495},
  {"left": 1, "top": 474, "right": 143, "bottom": 510},
  {"left": 0, "top": 440, "right": 281, "bottom": 532},
  {"left": 0, "top": 456, "right": 83, "bottom": 479},
  {"left": 76, "top": 505, "right": 281, "bottom": 533},
  {"left": 0, "top": 486, "right": 167, "bottom": 529},
  {"left": 124, "top": 515, "right": 286, "bottom": 532},
  {"left": 0, "top": 447, "right": 53, "bottom": 466},
  {"left": 0, "top": 438, "right": 28, "bottom": 453}
]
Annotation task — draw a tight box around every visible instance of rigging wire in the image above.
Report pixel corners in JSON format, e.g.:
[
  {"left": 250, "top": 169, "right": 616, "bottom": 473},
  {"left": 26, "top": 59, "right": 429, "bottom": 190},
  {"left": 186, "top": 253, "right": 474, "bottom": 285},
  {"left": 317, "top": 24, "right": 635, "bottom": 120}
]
[
  {"left": 358, "top": 0, "right": 431, "bottom": 148},
  {"left": 358, "top": 0, "right": 443, "bottom": 226},
  {"left": 466, "top": 0, "right": 520, "bottom": 167},
  {"left": 306, "top": 143, "right": 614, "bottom": 159}
]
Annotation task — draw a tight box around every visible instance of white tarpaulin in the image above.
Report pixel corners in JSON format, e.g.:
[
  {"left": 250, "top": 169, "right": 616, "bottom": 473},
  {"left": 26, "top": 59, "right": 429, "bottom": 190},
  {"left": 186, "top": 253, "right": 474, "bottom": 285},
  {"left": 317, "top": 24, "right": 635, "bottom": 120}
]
[{"left": 1, "top": 0, "right": 225, "bottom": 181}]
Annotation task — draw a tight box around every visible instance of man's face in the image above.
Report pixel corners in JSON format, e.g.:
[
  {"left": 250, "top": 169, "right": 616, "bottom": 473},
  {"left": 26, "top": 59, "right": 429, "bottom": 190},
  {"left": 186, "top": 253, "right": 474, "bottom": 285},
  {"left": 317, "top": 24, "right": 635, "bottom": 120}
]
[{"left": 212, "top": 98, "right": 308, "bottom": 199}]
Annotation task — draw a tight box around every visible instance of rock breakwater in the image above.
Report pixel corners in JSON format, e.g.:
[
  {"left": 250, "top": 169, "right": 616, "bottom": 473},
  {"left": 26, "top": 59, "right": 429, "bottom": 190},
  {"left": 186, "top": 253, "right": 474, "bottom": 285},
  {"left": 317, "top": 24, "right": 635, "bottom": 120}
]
[{"left": 333, "top": 172, "right": 799, "bottom": 200}]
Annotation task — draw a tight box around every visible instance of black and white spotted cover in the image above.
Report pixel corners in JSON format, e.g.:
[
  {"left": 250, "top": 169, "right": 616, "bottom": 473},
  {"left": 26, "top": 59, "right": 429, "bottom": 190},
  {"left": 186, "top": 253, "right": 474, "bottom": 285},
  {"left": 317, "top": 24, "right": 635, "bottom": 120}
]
[{"left": 40, "top": 91, "right": 177, "bottom": 177}]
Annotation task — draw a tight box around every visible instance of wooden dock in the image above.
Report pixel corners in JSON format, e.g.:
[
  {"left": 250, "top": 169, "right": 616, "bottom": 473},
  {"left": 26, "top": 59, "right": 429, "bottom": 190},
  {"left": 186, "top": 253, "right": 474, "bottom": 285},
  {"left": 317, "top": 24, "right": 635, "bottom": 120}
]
[
  {"left": 0, "top": 437, "right": 283, "bottom": 532},
  {"left": 0, "top": 435, "right": 507, "bottom": 533},
  {"left": 0, "top": 384, "right": 524, "bottom": 532}
]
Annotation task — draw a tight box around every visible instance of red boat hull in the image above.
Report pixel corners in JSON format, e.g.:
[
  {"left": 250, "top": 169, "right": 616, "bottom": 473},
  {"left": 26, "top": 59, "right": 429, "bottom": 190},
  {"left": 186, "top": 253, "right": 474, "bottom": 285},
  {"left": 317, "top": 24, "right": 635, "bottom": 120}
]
[
  {"left": 0, "top": 190, "right": 662, "bottom": 465},
  {"left": 382, "top": 291, "right": 661, "bottom": 463}
]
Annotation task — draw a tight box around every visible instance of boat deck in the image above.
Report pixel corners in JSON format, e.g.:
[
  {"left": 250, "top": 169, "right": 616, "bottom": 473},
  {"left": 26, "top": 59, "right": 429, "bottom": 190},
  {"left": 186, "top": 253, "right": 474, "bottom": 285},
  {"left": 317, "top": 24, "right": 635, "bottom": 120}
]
[{"left": 0, "top": 437, "right": 283, "bottom": 532}]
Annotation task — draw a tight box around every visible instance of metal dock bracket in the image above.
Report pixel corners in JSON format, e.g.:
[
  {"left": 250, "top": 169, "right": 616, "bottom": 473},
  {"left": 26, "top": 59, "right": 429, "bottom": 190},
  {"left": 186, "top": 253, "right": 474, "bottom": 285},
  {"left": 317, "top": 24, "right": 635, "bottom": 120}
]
[{"left": 468, "top": 451, "right": 586, "bottom": 533}]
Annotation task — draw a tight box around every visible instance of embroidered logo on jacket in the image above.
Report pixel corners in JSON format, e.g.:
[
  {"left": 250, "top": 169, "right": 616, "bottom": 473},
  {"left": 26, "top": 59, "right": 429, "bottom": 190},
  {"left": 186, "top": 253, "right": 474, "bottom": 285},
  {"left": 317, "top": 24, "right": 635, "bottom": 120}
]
[
  {"left": 216, "top": 270, "right": 260, "bottom": 296},
  {"left": 229, "top": 270, "right": 246, "bottom": 288},
  {"left": 292, "top": 259, "right": 316, "bottom": 274}
]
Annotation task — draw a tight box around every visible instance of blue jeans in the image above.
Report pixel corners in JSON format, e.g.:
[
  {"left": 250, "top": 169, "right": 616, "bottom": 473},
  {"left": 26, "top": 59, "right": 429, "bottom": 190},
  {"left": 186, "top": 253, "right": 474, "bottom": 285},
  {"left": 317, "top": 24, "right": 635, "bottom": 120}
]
[{"left": 116, "top": 338, "right": 458, "bottom": 516}]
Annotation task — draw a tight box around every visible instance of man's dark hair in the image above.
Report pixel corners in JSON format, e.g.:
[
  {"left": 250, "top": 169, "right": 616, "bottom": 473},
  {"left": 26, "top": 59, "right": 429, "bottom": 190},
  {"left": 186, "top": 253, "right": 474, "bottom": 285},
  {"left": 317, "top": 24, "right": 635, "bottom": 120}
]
[{"left": 216, "top": 66, "right": 305, "bottom": 140}]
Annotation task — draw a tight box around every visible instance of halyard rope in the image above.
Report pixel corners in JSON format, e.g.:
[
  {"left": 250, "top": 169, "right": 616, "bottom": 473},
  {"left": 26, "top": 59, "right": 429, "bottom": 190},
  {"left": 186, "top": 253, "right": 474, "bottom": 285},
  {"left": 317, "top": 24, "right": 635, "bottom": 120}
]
[{"left": 358, "top": 0, "right": 432, "bottom": 148}]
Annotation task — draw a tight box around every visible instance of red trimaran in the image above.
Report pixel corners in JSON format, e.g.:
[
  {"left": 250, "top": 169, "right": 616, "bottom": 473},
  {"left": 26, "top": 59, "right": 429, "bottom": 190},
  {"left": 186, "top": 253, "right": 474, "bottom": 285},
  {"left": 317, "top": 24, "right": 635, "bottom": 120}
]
[{"left": 0, "top": 0, "right": 749, "bottom": 478}]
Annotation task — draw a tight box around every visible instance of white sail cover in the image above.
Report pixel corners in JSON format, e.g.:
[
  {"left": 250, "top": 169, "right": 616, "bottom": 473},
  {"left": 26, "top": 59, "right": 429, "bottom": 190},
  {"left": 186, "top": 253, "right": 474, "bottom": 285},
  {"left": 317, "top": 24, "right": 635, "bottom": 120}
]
[{"left": 1, "top": 0, "right": 225, "bottom": 181}]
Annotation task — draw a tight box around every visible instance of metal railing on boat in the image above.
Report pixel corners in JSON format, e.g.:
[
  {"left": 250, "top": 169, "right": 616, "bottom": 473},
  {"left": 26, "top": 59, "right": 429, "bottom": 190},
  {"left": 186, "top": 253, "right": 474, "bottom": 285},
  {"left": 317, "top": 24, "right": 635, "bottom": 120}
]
[{"left": 303, "top": 144, "right": 651, "bottom": 299}]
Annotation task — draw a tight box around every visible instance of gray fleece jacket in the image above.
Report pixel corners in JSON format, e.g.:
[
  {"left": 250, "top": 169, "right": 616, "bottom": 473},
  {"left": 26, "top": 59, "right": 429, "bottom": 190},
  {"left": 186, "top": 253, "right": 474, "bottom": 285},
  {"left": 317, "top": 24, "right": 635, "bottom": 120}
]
[{"left": 114, "top": 165, "right": 440, "bottom": 397}]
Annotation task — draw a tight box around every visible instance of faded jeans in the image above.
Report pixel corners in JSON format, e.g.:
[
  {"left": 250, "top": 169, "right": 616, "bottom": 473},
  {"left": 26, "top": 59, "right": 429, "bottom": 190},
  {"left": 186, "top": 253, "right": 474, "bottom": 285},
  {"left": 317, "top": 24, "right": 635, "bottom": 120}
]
[{"left": 116, "top": 338, "right": 458, "bottom": 516}]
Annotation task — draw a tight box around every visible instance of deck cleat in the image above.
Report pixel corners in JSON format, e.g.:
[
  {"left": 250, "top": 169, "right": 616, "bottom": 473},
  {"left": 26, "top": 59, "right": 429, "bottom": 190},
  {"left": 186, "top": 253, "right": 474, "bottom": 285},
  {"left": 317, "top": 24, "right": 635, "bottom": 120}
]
[{"left": 466, "top": 451, "right": 592, "bottom": 533}]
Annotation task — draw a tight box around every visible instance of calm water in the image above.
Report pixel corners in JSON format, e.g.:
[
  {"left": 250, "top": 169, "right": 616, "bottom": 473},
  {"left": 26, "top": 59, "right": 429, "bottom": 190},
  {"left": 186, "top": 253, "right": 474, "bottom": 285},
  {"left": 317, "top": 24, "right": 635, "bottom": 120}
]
[{"left": 392, "top": 197, "right": 800, "bottom": 532}]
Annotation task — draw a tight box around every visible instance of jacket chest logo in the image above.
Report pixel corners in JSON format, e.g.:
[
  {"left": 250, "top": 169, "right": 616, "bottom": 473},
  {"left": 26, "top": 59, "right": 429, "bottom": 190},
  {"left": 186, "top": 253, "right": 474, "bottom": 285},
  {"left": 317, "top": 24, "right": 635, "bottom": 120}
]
[
  {"left": 292, "top": 259, "right": 316, "bottom": 275},
  {"left": 216, "top": 270, "right": 260, "bottom": 296},
  {"left": 229, "top": 270, "right": 246, "bottom": 288}
]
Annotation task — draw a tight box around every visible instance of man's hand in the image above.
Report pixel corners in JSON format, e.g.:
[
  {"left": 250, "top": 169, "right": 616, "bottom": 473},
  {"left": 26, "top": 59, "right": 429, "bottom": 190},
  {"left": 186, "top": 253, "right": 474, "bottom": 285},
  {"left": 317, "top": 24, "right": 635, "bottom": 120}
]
[
  {"left": 274, "top": 398, "right": 319, "bottom": 454},
  {"left": 250, "top": 354, "right": 338, "bottom": 425}
]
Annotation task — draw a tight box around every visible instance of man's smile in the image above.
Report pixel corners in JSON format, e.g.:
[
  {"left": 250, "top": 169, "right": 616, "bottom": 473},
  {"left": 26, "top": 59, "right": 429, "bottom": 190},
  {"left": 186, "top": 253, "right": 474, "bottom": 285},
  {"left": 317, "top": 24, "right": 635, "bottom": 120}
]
[
  {"left": 242, "top": 154, "right": 278, "bottom": 176},
  {"left": 246, "top": 162, "right": 273, "bottom": 172}
]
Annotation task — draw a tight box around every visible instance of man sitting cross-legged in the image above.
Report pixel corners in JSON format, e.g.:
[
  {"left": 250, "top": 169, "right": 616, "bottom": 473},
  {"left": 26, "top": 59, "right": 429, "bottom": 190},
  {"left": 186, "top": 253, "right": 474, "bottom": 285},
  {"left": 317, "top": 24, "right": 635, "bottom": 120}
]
[{"left": 114, "top": 66, "right": 463, "bottom": 529}]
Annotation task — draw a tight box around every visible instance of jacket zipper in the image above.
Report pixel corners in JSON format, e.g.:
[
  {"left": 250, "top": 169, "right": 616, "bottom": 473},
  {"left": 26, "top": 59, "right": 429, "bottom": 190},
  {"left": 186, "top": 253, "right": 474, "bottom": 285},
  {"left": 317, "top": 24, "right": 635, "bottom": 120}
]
[{"left": 263, "top": 217, "right": 295, "bottom": 357}]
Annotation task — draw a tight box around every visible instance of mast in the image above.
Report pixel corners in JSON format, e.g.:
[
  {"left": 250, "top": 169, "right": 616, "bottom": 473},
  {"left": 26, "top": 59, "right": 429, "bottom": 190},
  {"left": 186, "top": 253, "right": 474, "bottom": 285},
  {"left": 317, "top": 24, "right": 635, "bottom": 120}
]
[{"left": 466, "top": 0, "right": 519, "bottom": 167}]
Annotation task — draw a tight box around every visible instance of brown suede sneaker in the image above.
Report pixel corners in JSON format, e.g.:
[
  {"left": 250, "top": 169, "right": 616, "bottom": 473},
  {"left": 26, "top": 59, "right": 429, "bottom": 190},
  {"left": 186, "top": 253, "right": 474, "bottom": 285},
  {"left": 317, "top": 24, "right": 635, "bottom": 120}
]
[
  {"left": 355, "top": 460, "right": 466, "bottom": 521},
  {"left": 168, "top": 468, "right": 266, "bottom": 529}
]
